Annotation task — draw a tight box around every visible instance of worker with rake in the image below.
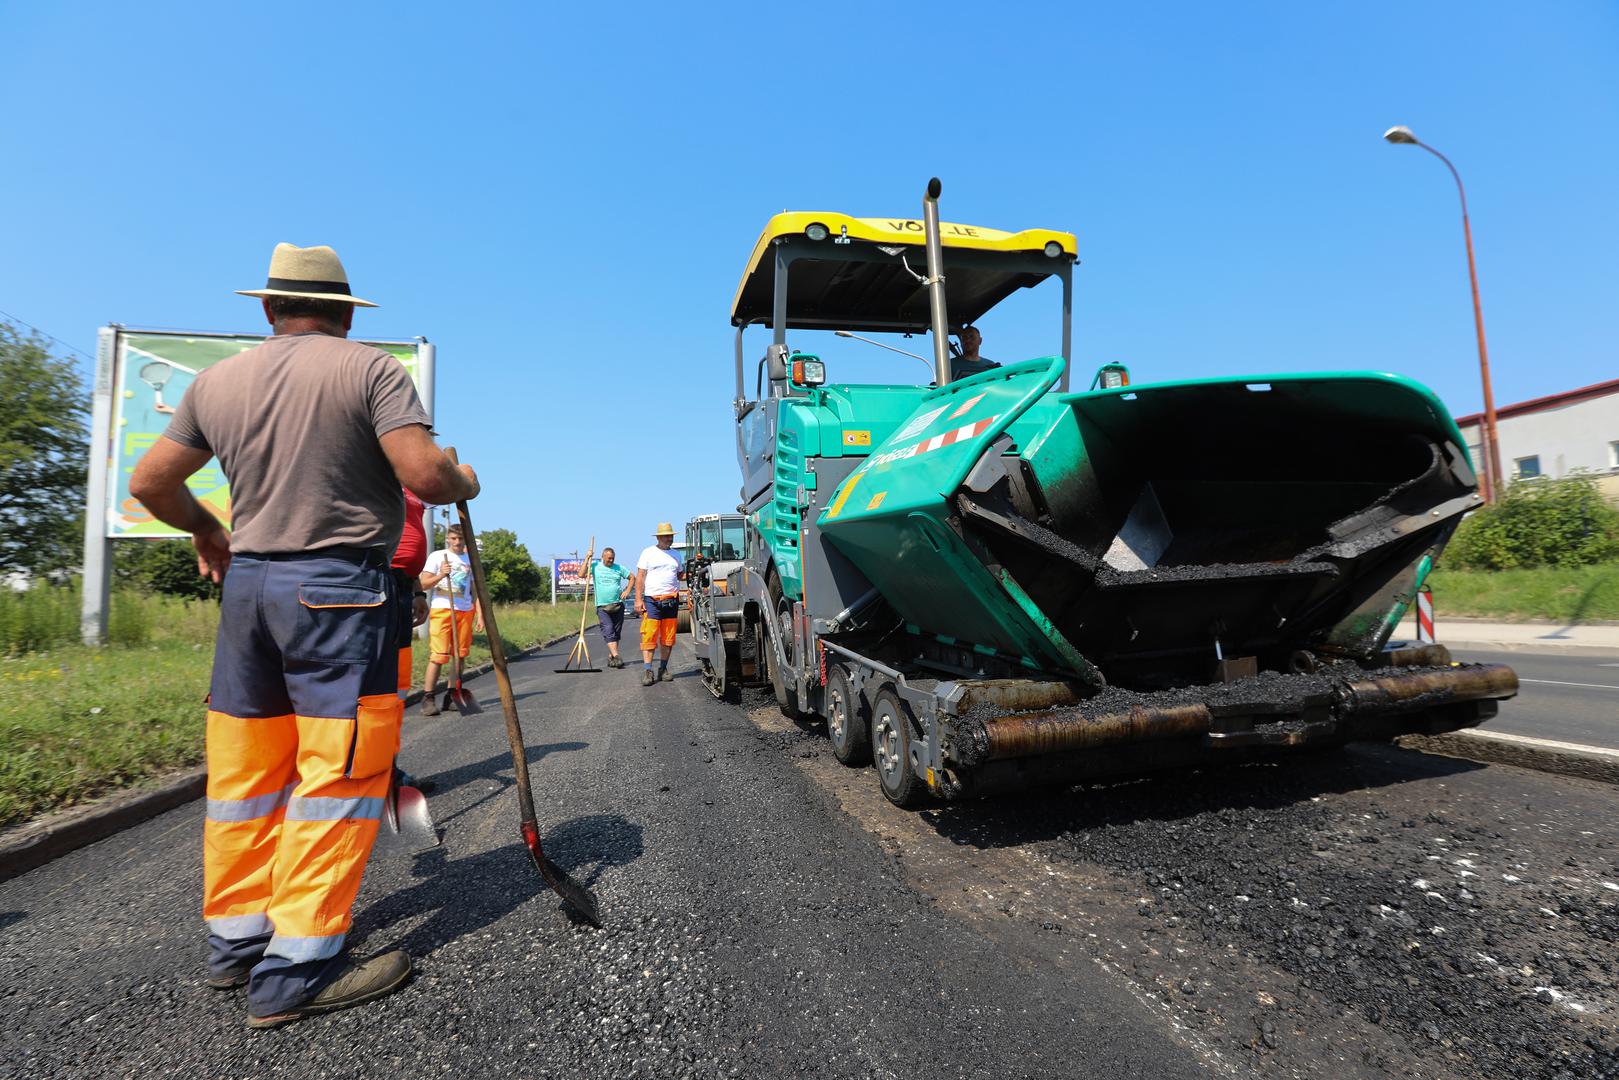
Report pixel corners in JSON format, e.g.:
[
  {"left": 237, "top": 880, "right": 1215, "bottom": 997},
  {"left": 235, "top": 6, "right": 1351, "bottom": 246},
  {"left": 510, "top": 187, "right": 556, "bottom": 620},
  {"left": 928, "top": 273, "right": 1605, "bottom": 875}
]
[{"left": 130, "top": 243, "right": 479, "bottom": 1029}]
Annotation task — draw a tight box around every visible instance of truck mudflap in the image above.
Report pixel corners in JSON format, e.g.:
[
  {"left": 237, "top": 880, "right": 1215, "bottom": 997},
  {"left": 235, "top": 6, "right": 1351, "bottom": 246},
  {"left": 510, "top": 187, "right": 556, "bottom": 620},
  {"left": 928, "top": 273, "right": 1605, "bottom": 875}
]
[{"left": 941, "top": 663, "right": 1518, "bottom": 793}]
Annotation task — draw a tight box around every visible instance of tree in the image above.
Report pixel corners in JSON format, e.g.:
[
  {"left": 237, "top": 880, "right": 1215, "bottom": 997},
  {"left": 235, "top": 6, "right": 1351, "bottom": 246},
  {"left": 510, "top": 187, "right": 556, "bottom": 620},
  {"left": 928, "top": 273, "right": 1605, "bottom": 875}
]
[
  {"left": 1444, "top": 473, "right": 1619, "bottom": 570},
  {"left": 475, "top": 528, "right": 545, "bottom": 602},
  {"left": 115, "top": 538, "right": 219, "bottom": 599},
  {"left": 0, "top": 321, "right": 89, "bottom": 579}
]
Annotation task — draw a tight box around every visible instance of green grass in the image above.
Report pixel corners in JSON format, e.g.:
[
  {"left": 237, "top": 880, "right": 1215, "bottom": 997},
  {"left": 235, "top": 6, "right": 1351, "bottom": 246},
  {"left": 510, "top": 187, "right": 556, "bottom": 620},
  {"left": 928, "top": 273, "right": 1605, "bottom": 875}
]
[
  {"left": 1429, "top": 563, "right": 1619, "bottom": 623},
  {"left": 0, "top": 592, "right": 589, "bottom": 829}
]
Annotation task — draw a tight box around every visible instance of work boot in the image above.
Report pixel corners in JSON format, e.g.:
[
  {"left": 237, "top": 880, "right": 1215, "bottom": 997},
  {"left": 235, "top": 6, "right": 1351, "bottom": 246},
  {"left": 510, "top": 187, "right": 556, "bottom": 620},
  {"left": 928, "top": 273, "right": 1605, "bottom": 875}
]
[
  {"left": 608, "top": 655, "right": 623, "bottom": 668},
  {"left": 246, "top": 951, "right": 412, "bottom": 1030},
  {"left": 205, "top": 962, "right": 253, "bottom": 991},
  {"left": 659, "top": 669, "right": 673, "bottom": 682},
  {"left": 641, "top": 669, "right": 655, "bottom": 687},
  {"left": 420, "top": 693, "right": 441, "bottom": 717}
]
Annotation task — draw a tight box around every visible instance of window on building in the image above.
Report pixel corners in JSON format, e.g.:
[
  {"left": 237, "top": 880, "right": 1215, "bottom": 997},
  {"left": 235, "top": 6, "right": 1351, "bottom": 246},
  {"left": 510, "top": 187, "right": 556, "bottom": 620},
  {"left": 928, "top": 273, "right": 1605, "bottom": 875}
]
[
  {"left": 1514, "top": 455, "right": 1542, "bottom": 480},
  {"left": 1610, "top": 440, "right": 1619, "bottom": 470}
]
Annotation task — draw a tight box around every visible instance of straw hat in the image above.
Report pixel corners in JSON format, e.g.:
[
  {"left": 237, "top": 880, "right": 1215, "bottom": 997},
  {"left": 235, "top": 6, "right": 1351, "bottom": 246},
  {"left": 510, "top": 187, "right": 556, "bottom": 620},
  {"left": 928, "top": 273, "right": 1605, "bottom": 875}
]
[
  {"left": 236, "top": 242, "right": 378, "bottom": 307},
  {"left": 653, "top": 522, "right": 676, "bottom": 536}
]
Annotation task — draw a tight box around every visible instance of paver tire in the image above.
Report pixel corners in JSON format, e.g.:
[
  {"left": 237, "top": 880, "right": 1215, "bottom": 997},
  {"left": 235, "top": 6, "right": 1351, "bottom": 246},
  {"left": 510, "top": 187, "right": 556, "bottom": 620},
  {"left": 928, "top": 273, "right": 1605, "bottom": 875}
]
[
  {"left": 871, "top": 686, "right": 923, "bottom": 808},
  {"left": 825, "top": 663, "right": 871, "bottom": 767}
]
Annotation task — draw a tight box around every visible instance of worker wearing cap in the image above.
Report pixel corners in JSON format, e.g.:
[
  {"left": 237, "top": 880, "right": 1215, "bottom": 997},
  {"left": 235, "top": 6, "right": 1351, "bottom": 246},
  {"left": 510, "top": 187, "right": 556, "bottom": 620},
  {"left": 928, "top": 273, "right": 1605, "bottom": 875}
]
[
  {"left": 634, "top": 522, "right": 684, "bottom": 686},
  {"left": 129, "top": 243, "right": 479, "bottom": 1029}
]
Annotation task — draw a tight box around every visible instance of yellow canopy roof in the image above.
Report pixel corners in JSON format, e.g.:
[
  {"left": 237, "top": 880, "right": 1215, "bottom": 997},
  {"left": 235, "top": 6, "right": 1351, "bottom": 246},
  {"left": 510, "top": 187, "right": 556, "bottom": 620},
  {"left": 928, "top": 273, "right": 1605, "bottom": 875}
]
[{"left": 732, "top": 211, "right": 1078, "bottom": 331}]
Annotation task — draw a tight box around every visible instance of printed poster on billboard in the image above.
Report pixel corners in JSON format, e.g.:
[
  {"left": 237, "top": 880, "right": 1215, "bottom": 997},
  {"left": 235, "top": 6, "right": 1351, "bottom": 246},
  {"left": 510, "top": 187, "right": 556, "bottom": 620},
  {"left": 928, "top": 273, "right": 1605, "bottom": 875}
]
[
  {"left": 107, "top": 331, "right": 425, "bottom": 538},
  {"left": 552, "top": 557, "right": 587, "bottom": 591}
]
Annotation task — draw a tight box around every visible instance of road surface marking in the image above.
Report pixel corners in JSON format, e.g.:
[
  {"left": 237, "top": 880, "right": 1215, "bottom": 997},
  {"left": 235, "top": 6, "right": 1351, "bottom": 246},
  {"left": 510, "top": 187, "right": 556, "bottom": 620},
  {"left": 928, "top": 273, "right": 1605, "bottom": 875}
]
[
  {"left": 1461, "top": 729, "right": 1619, "bottom": 760},
  {"left": 1518, "top": 678, "right": 1619, "bottom": 691}
]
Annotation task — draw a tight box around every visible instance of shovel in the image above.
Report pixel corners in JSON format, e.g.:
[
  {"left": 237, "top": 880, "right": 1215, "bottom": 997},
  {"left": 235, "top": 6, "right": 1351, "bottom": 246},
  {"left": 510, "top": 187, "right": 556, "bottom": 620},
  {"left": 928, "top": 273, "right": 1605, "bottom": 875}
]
[
  {"left": 440, "top": 545, "right": 483, "bottom": 716},
  {"left": 444, "top": 448, "right": 600, "bottom": 926},
  {"left": 378, "top": 766, "right": 440, "bottom": 854}
]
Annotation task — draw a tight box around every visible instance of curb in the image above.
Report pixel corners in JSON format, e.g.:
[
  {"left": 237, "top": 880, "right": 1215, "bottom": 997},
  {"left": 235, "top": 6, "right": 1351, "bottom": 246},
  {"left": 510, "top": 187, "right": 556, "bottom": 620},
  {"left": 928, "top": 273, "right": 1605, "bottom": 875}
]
[
  {"left": 0, "top": 631, "right": 577, "bottom": 885},
  {"left": 1399, "top": 729, "right": 1619, "bottom": 787}
]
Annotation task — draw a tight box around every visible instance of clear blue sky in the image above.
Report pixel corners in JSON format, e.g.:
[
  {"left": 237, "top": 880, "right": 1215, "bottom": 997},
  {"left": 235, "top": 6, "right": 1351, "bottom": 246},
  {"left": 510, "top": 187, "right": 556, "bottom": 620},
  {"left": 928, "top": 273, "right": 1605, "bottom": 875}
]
[{"left": 4, "top": 2, "right": 1616, "bottom": 562}]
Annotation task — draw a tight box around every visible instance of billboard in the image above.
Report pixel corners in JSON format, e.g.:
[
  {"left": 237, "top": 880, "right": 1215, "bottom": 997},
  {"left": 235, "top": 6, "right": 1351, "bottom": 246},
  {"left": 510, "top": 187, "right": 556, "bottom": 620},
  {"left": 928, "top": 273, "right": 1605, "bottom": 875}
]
[
  {"left": 552, "top": 557, "right": 588, "bottom": 591},
  {"left": 105, "top": 330, "right": 428, "bottom": 538}
]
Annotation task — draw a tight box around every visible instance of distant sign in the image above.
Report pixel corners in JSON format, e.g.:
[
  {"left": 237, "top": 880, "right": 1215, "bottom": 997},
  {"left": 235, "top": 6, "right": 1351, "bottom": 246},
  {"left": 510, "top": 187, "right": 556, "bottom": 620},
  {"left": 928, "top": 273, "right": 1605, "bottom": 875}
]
[
  {"left": 105, "top": 330, "right": 427, "bottom": 538},
  {"left": 552, "top": 557, "right": 587, "bottom": 591}
]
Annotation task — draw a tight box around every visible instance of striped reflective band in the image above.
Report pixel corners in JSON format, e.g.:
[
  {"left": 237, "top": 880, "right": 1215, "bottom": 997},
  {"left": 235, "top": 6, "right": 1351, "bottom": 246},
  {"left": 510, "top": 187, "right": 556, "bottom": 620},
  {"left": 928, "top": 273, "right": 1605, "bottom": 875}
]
[
  {"left": 207, "top": 782, "right": 296, "bottom": 823},
  {"left": 208, "top": 912, "right": 273, "bottom": 939},
  {"left": 267, "top": 931, "right": 346, "bottom": 963},
  {"left": 284, "top": 795, "right": 385, "bottom": 822}
]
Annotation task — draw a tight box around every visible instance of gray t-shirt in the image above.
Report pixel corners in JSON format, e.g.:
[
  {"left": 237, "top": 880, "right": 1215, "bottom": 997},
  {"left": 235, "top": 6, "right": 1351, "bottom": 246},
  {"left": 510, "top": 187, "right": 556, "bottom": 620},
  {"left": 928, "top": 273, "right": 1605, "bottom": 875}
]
[{"left": 162, "top": 332, "right": 430, "bottom": 555}]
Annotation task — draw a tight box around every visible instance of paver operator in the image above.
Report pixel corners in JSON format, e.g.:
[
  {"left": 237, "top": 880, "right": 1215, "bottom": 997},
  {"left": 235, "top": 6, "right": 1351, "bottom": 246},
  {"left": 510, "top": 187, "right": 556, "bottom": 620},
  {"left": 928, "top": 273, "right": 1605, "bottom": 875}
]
[
  {"left": 419, "top": 523, "right": 482, "bottom": 715},
  {"left": 129, "top": 242, "right": 479, "bottom": 1029},
  {"left": 634, "top": 522, "right": 684, "bottom": 686},
  {"left": 588, "top": 547, "right": 634, "bottom": 668}
]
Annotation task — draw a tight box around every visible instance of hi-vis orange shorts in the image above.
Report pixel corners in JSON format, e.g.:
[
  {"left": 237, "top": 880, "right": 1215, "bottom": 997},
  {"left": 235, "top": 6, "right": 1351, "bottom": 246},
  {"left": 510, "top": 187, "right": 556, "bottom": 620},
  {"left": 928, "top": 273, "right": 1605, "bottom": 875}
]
[
  {"left": 429, "top": 607, "right": 474, "bottom": 663},
  {"left": 640, "top": 594, "right": 679, "bottom": 650}
]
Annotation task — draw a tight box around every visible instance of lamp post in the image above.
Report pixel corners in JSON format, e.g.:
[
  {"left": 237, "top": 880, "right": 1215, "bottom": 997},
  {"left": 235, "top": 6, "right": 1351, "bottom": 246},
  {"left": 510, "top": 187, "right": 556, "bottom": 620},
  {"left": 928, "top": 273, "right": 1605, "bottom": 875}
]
[{"left": 1383, "top": 125, "right": 1503, "bottom": 502}]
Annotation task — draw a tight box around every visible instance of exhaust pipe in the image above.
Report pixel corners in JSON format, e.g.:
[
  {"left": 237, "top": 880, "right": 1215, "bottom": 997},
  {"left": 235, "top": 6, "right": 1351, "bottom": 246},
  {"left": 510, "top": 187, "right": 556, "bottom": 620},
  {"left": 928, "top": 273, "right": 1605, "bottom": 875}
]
[{"left": 922, "top": 177, "right": 952, "bottom": 387}]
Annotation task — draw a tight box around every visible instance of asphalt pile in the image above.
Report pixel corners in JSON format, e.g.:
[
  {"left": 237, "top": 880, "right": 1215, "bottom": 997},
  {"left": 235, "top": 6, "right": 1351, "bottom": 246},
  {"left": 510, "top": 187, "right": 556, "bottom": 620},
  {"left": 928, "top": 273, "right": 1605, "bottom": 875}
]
[{"left": 1028, "top": 749, "right": 1619, "bottom": 1079}]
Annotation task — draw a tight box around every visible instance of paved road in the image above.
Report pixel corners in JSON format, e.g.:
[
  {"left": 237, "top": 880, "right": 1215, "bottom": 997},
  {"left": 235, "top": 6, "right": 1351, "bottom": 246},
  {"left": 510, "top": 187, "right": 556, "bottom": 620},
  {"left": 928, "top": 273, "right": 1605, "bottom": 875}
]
[
  {"left": 1452, "top": 647, "right": 1619, "bottom": 750},
  {"left": 0, "top": 635, "right": 1209, "bottom": 1079}
]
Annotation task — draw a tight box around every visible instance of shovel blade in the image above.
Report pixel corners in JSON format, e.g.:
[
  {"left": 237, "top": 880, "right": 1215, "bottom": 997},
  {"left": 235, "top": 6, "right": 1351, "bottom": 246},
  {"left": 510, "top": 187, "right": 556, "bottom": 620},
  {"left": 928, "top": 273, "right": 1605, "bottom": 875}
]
[
  {"left": 521, "top": 821, "right": 601, "bottom": 927},
  {"left": 378, "top": 776, "right": 440, "bottom": 855},
  {"left": 394, "top": 784, "right": 440, "bottom": 850},
  {"left": 449, "top": 687, "right": 482, "bottom": 714}
]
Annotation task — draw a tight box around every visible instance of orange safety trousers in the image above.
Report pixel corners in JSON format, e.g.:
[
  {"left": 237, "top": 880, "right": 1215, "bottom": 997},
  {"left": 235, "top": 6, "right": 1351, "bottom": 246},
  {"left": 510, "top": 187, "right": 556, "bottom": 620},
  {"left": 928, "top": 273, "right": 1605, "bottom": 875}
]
[{"left": 202, "top": 550, "right": 402, "bottom": 1017}]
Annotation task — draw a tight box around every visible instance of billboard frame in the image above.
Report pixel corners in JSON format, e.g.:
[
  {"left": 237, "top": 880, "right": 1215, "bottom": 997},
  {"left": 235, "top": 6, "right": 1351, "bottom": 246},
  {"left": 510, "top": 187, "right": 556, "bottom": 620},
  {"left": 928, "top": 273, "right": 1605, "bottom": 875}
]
[{"left": 80, "top": 324, "right": 436, "bottom": 644}]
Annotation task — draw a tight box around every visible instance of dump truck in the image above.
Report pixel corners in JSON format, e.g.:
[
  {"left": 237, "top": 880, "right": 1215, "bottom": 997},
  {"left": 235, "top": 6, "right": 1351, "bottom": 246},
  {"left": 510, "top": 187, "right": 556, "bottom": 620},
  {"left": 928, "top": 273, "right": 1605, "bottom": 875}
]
[{"left": 694, "top": 178, "right": 1518, "bottom": 807}]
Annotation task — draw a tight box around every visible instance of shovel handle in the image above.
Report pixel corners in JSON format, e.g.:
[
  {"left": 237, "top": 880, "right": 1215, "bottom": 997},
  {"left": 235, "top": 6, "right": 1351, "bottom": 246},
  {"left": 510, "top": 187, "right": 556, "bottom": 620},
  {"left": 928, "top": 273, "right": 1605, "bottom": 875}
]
[{"left": 442, "top": 448, "right": 539, "bottom": 830}]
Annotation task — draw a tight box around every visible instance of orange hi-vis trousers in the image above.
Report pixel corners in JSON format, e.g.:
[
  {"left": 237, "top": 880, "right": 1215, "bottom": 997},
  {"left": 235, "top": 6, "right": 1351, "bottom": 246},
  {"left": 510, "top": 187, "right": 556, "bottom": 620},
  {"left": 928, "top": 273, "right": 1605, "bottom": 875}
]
[{"left": 203, "top": 550, "right": 402, "bottom": 1017}]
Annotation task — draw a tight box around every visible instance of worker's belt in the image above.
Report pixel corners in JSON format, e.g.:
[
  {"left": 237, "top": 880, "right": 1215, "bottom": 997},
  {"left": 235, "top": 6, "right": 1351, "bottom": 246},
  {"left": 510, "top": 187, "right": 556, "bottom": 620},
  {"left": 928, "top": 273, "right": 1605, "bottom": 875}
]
[
  {"left": 238, "top": 545, "right": 388, "bottom": 567},
  {"left": 644, "top": 594, "right": 680, "bottom": 620}
]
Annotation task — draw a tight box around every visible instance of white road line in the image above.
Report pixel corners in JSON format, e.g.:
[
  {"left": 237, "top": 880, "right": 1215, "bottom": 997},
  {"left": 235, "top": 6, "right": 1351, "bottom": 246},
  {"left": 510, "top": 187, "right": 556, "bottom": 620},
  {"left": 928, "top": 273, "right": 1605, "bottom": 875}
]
[
  {"left": 1518, "top": 678, "right": 1619, "bottom": 691},
  {"left": 1462, "top": 730, "right": 1619, "bottom": 760}
]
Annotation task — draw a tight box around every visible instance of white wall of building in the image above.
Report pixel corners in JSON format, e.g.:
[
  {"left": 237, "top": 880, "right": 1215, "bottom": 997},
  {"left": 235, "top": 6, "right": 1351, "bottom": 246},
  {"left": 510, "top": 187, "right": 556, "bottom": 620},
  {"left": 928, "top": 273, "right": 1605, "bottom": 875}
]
[{"left": 1458, "top": 391, "right": 1619, "bottom": 486}]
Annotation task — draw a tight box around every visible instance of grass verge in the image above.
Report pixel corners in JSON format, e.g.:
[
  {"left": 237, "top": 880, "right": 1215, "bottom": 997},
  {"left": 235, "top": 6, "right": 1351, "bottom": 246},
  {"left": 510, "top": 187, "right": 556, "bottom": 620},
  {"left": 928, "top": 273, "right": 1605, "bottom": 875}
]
[
  {"left": 1429, "top": 563, "right": 1619, "bottom": 623},
  {"left": 0, "top": 598, "right": 589, "bottom": 829}
]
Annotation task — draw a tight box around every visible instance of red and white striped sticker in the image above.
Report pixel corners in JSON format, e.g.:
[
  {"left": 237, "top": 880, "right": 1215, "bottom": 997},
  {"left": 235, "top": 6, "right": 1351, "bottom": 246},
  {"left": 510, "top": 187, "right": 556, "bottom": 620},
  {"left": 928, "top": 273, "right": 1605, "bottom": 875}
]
[{"left": 866, "top": 415, "right": 1000, "bottom": 469}]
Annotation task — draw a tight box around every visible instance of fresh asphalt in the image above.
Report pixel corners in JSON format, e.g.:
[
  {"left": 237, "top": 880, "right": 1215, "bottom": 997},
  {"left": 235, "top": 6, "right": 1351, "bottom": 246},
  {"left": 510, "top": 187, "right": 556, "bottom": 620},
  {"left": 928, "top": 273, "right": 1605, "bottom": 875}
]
[
  {"left": 0, "top": 629, "right": 1211, "bottom": 1080},
  {"left": 1452, "top": 647, "right": 1619, "bottom": 750}
]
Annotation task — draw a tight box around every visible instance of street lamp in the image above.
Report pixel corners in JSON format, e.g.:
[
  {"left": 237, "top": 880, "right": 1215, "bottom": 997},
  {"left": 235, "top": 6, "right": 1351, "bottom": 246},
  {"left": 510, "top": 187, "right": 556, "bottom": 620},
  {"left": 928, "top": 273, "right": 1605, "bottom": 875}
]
[{"left": 1383, "top": 125, "right": 1504, "bottom": 502}]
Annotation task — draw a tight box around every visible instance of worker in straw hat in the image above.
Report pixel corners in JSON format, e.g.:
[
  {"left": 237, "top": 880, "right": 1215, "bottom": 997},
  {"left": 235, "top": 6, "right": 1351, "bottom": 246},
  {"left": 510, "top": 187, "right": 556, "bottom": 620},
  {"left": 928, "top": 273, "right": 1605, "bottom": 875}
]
[
  {"left": 130, "top": 242, "right": 480, "bottom": 1029},
  {"left": 634, "top": 522, "right": 685, "bottom": 686}
]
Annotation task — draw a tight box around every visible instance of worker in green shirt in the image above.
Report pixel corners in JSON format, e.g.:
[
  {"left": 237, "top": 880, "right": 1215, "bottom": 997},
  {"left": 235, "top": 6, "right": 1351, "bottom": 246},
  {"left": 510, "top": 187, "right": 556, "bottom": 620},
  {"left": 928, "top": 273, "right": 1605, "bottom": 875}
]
[{"left": 589, "top": 547, "right": 634, "bottom": 668}]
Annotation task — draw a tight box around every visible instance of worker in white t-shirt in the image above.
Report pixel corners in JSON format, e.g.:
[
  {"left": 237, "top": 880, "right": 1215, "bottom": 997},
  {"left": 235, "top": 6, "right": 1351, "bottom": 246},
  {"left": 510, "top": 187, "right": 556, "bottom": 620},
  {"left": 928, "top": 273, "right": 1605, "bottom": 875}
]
[
  {"left": 418, "top": 523, "right": 482, "bottom": 715},
  {"left": 634, "top": 522, "right": 684, "bottom": 686}
]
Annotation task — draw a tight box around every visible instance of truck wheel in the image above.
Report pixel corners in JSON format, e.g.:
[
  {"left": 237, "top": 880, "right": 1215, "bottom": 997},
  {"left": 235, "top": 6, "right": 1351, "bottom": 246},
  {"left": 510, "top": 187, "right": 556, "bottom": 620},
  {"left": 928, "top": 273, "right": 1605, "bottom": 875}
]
[
  {"left": 764, "top": 571, "right": 804, "bottom": 721},
  {"left": 871, "top": 687, "right": 923, "bottom": 808},
  {"left": 825, "top": 664, "right": 871, "bottom": 767}
]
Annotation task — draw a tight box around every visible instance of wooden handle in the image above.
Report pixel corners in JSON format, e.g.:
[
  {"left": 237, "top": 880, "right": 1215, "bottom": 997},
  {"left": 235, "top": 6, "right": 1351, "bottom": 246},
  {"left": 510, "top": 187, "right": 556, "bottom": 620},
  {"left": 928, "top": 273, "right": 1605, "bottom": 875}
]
[{"left": 443, "top": 447, "right": 538, "bottom": 828}]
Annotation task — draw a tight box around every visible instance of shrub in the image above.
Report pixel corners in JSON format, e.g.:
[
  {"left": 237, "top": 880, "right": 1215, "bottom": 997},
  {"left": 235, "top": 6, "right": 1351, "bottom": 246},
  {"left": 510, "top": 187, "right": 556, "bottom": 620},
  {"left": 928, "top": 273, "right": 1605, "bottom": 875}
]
[{"left": 1443, "top": 473, "right": 1619, "bottom": 571}]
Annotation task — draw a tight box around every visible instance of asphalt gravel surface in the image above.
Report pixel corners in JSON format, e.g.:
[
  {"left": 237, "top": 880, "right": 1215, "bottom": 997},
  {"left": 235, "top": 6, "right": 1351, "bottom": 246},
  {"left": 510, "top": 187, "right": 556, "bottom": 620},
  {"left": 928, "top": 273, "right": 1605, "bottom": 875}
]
[{"left": 0, "top": 634, "right": 1209, "bottom": 1079}]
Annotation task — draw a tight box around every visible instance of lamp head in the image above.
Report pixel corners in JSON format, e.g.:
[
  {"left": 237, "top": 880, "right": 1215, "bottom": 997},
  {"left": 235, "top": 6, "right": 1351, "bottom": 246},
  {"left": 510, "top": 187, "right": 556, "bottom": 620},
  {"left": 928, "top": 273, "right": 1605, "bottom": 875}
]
[{"left": 1383, "top": 125, "right": 1419, "bottom": 145}]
